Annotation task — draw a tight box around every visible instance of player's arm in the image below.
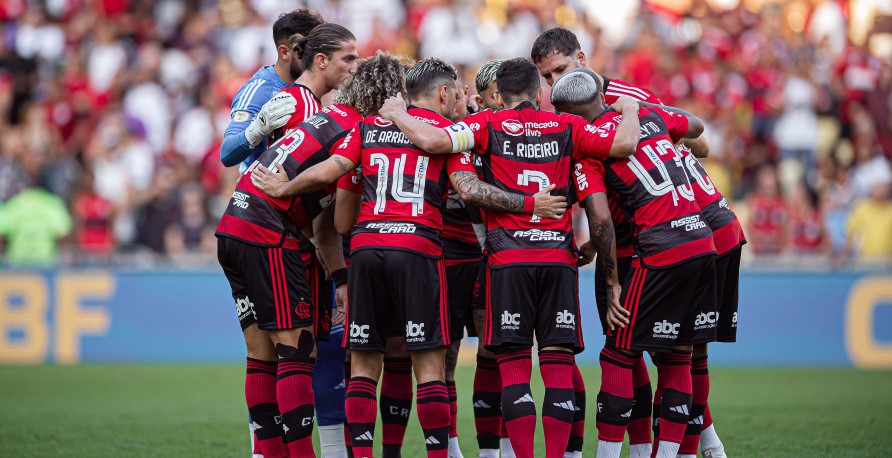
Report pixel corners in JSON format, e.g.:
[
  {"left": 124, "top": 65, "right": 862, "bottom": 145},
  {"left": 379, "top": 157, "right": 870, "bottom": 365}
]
[
  {"left": 220, "top": 87, "right": 297, "bottom": 167},
  {"left": 605, "top": 97, "right": 641, "bottom": 158},
  {"left": 312, "top": 205, "right": 347, "bottom": 314},
  {"left": 334, "top": 188, "right": 361, "bottom": 237},
  {"left": 252, "top": 154, "right": 357, "bottom": 198},
  {"left": 681, "top": 136, "right": 709, "bottom": 158},
  {"left": 637, "top": 101, "right": 705, "bottom": 139},
  {"left": 449, "top": 171, "right": 566, "bottom": 219},
  {"left": 379, "top": 93, "right": 469, "bottom": 155},
  {"left": 579, "top": 192, "right": 628, "bottom": 331}
]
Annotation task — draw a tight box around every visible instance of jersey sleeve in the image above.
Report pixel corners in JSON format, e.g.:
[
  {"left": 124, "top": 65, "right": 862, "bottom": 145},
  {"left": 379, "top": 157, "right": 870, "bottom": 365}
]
[
  {"left": 279, "top": 87, "right": 323, "bottom": 135},
  {"left": 572, "top": 158, "right": 608, "bottom": 203},
  {"left": 446, "top": 151, "right": 478, "bottom": 175},
  {"left": 653, "top": 108, "right": 690, "bottom": 143},
  {"left": 220, "top": 78, "right": 280, "bottom": 167},
  {"left": 566, "top": 113, "right": 619, "bottom": 161},
  {"left": 335, "top": 122, "right": 363, "bottom": 164},
  {"left": 337, "top": 167, "right": 362, "bottom": 193}
]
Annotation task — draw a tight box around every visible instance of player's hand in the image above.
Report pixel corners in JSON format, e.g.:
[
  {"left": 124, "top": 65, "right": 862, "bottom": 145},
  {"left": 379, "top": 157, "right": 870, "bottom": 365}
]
[
  {"left": 578, "top": 241, "right": 596, "bottom": 266},
  {"left": 251, "top": 163, "right": 288, "bottom": 198},
  {"left": 605, "top": 283, "right": 629, "bottom": 331},
  {"left": 379, "top": 93, "right": 408, "bottom": 121},
  {"left": 333, "top": 286, "right": 347, "bottom": 325},
  {"left": 245, "top": 92, "right": 297, "bottom": 147},
  {"left": 610, "top": 95, "right": 639, "bottom": 115},
  {"left": 532, "top": 184, "right": 567, "bottom": 219}
]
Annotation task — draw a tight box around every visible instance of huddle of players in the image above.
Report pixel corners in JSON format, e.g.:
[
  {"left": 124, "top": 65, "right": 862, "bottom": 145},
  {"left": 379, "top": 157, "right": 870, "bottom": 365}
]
[{"left": 215, "top": 9, "right": 746, "bottom": 458}]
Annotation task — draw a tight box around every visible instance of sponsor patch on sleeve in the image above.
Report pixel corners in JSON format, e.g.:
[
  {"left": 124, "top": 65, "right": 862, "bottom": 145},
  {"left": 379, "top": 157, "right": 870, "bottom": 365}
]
[{"left": 232, "top": 111, "right": 251, "bottom": 122}]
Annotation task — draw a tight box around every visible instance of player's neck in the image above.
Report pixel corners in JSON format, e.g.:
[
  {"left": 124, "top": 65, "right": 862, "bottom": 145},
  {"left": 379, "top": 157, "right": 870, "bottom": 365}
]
[
  {"left": 273, "top": 61, "right": 293, "bottom": 85},
  {"left": 295, "top": 71, "right": 330, "bottom": 100},
  {"left": 411, "top": 100, "right": 447, "bottom": 118}
]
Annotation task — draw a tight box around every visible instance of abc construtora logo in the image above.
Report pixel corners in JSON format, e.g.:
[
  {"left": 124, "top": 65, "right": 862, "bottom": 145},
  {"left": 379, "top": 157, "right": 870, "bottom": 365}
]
[{"left": 502, "top": 119, "right": 524, "bottom": 136}]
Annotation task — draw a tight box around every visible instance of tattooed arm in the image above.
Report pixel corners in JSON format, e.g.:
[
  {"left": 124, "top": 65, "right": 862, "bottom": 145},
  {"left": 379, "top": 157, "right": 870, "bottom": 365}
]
[
  {"left": 251, "top": 154, "right": 358, "bottom": 198},
  {"left": 579, "top": 192, "right": 629, "bottom": 330},
  {"left": 449, "top": 170, "right": 568, "bottom": 218}
]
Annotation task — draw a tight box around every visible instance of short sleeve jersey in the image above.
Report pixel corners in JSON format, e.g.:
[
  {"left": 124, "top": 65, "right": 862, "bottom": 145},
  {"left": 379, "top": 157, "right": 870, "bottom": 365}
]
[
  {"left": 441, "top": 151, "right": 485, "bottom": 263},
  {"left": 677, "top": 144, "right": 746, "bottom": 255},
  {"left": 449, "top": 101, "right": 617, "bottom": 267},
  {"left": 336, "top": 106, "right": 454, "bottom": 258},
  {"left": 268, "top": 83, "right": 323, "bottom": 144},
  {"left": 587, "top": 106, "right": 716, "bottom": 268},
  {"left": 215, "top": 104, "right": 363, "bottom": 247}
]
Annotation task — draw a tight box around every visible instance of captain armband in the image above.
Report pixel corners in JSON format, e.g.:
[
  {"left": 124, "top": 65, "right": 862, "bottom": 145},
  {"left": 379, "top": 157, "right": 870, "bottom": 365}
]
[{"left": 445, "top": 122, "right": 475, "bottom": 154}]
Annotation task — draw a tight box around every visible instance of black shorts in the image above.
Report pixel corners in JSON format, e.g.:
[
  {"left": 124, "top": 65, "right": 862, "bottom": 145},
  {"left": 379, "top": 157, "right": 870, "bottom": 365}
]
[
  {"left": 594, "top": 256, "right": 633, "bottom": 335},
  {"left": 611, "top": 255, "right": 717, "bottom": 352},
  {"left": 446, "top": 261, "right": 483, "bottom": 341},
  {"left": 470, "top": 259, "right": 486, "bottom": 311},
  {"left": 345, "top": 249, "right": 449, "bottom": 352},
  {"left": 218, "top": 237, "right": 315, "bottom": 331},
  {"left": 714, "top": 247, "right": 742, "bottom": 342},
  {"left": 483, "top": 264, "right": 583, "bottom": 353},
  {"left": 306, "top": 257, "right": 333, "bottom": 341}
]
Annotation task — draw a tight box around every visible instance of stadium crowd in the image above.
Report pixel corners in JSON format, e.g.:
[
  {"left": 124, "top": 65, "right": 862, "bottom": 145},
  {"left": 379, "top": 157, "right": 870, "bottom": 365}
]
[{"left": 0, "top": 0, "right": 890, "bottom": 267}]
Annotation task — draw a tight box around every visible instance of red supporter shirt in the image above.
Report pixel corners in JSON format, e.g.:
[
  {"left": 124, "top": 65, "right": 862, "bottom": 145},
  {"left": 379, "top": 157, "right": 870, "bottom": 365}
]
[
  {"left": 337, "top": 106, "right": 462, "bottom": 258},
  {"left": 449, "top": 101, "right": 618, "bottom": 267},
  {"left": 677, "top": 144, "right": 746, "bottom": 255},
  {"left": 215, "top": 104, "right": 363, "bottom": 247},
  {"left": 585, "top": 107, "right": 716, "bottom": 268}
]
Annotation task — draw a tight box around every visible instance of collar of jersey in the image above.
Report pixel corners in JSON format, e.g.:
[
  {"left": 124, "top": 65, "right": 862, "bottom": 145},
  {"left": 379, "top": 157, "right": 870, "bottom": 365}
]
[{"left": 511, "top": 100, "right": 536, "bottom": 111}]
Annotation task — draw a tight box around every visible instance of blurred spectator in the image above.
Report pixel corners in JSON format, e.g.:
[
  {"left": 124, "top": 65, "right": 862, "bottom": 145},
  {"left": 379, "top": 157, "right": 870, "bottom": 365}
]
[
  {"left": 843, "top": 181, "right": 892, "bottom": 265},
  {"left": 747, "top": 165, "right": 787, "bottom": 255},
  {"left": 0, "top": 181, "right": 71, "bottom": 267},
  {"left": 785, "top": 182, "right": 830, "bottom": 255}
]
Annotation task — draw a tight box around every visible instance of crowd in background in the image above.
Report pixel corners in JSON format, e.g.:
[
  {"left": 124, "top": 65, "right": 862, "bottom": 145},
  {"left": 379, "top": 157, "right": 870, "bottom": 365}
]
[{"left": 0, "top": 0, "right": 890, "bottom": 267}]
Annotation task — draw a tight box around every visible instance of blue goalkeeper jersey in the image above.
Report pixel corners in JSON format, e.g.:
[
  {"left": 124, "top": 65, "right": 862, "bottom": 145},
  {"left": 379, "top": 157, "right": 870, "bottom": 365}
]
[{"left": 220, "top": 65, "right": 287, "bottom": 173}]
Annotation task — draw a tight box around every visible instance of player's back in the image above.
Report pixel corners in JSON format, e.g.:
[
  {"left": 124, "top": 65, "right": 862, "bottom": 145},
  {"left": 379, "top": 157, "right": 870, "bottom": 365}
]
[
  {"left": 216, "top": 104, "right": 363, "bottom": 247},
  {"left": 342, "top": 106, "right": 451, "bottom": 257},
  {"left": 269, "top": 83, "right": 323, "bottom": 144},
  {"left": 602, "top": 76, "right": 662, "bottom": 105},
  {"left": 470, "top": 102, "right": 577, "bottom": 266},
  {"left": 598, "top": 106, "right": 716, "bottom": 267},
  {"left": 677, "top": 144, "right": 746, "bottom": 255}
]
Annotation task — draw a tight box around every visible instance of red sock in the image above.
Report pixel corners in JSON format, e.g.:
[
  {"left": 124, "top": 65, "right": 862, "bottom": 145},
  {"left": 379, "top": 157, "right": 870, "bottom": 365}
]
[
  {"left": 679, "top": 356, "right": 709, "bottom": 455},
  {"left": 277, "top": 356, "right": 316, "bottom": 457},
  {"left": 566, "top": 362, "right": 585, "bottom": 454},
  {"left": 473, "top": 355, "right": 502, "bottom": 451},
  {"left": 344, "top": 361, "right": 352, "bottom": 453},
  {"left": 246, "top": 358, "right": 287, "bottom": 458},
  {"left": 595, "top": 346, "right": 634, "bottom": 443},
  {"left": 655, "top": 352, "right": 692, "bottom": 450},
  {"left": 380, "top": 357, "right": 412, "bottom": 455},
  {"left": 446, "top": 380, "right": 459, "bottom": 438},
  {"left": 539, "top": 351, "right": 575, "bottom": 458},
  {"left": 651, "top": 360, "right": 664, "bottom": 454},
  {"left": 346, "top": 376, "right": 378, "bottom": 458},
  {"left": 417, "top": 381, "right": 451, "bottom": 458},
  {"left": 496, "top": 348, "right": 535, "bottom": 458},
  {"left": 703, "top": 404, "right": 714, "bottom": 429},
  {"left": 628, "top": 354, "right": 652, "bottom": 446}
]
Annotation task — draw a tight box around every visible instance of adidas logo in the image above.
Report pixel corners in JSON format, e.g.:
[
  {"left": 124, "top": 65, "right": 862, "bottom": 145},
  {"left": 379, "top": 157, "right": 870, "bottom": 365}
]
[
  {"left": 669, "top": 405, "right": 690, "bottom": 416},
  {"left": 620, "top": 409, "right": 632, "bottom": 418},
  {"left": 553, "top": 401, "right": 577, "bottom": 411},
  {"left": 425, "top": 436, "right": 441, "bottom": 445},
  {"left": 688, "top": 415, "right": 703, "bottom": 425},
  {"left": 282, "top": 424, "right": 289, "bottom": 433},
  {"left": 249, "top": 421, "right": 262, "bottom": 432},
  {"left": 473, "top": 400, "right": 492, "bottom": 409},
  {"left": 514, "top": 394, "right": 535, "bottom": 404},
  {"left": 354, "top": 431, "right": 374, "bottom": 441}
]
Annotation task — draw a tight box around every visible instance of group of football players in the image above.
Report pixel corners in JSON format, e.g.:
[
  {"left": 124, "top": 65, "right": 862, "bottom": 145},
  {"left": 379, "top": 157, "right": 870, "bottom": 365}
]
[{"left": 214, "top": 8, "right": 745, "bottom": 458}]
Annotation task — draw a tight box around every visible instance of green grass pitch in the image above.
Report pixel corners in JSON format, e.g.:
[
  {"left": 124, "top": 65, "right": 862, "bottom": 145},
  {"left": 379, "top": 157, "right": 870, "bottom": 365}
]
[{"left": 1, "top": 365, "right": 890, "bottom": 457}]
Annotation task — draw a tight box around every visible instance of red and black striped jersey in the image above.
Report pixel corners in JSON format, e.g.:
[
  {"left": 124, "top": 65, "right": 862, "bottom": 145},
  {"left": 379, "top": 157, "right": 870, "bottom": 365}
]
[
  {"left": 269, "top": 83, "right": 323, "bottom": 143},
  {"left": 572, "top": 159, "right": 635, "bottom": 258},
  {"left": 677, "top": 144, "right": 747, "bottom": 255},
  {"left": 337, "top": 106, "right": 459, "bottom": 257},
  {"left": 589, "top": 106, "right": 716, "bottom": 268},
  {"left": 441, "top": 152, "right": 484, "bottom": 264},
  {"left": 603, "top": 77, "right": 662, "bottom": 105},
  {"left": 451, "top": 101, "right": 618, "bottom": 267},
  {"left": 216, "top": 104, "right": 363, "bottom": 247}
]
